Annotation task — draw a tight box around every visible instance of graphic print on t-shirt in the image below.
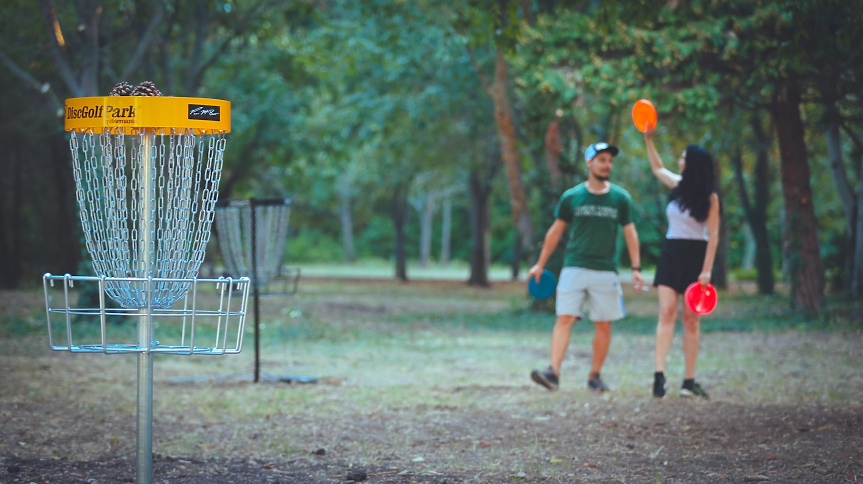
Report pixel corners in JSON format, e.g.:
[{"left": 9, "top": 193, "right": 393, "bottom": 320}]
[{"left": 572, "top": 205, "right": 619, "bottom": 220}]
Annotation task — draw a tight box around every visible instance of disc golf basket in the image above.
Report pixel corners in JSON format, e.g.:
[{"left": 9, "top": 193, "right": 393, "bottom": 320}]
[
  {"left": 42, "top": 91, "right": 249, "bottom": 484},
  {"left": 215, "top": 198, "right": 300, "bottom": 296},
  {"left": 215, "top": 198, "right": 309, "bottom": 384}
]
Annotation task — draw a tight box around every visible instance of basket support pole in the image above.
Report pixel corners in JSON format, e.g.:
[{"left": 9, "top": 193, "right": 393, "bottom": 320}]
[
  {"left": 136, "top": 130, "right": 155, "bottom": 484},
  {"left": 252, "top": 198, "right": 261, "bottom": 383}
]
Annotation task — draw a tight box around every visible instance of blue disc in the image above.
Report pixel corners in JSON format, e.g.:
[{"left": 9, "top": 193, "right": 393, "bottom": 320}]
[{"left": 528, "top": 269, "right": 557, "bottom": 300}]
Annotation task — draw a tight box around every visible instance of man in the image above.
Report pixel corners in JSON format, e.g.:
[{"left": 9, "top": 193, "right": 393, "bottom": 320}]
[{"left": 530, "top": 142, "right": 643, "bottom": 392}]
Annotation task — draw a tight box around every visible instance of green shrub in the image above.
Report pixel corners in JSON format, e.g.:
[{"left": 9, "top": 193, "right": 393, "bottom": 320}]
[{"left": 287, "top": 228, "right": 345, "bottom": 263}]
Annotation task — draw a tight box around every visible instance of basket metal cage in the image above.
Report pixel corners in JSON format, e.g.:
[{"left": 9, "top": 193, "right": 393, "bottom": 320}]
[{"left": 43, "top": 273, "right": 250, "bottom": 355}]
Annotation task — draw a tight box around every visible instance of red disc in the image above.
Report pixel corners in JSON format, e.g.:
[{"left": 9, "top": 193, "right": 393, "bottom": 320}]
[
  {"left": 632, "top": 99, "right": 657, "bottom": 132},
  {"left": 684, "top": 282, "right": 718, "bottom": 315}
]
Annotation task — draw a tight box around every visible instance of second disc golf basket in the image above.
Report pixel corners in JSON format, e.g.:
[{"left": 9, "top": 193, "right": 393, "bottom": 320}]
[
  {"left": 215, "top": 198, "right": 300, "bottom": 296},
  {"left": 42, "top": 91, "right": 249, "bottom": 484},
  {"left": 215, "top": 198, "right": 311, "bottom": 384}
]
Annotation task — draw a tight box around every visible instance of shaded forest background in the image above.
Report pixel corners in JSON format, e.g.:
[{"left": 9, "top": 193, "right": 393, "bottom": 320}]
[{"left": 1, "top": 0, "right": 862, "bottom": 313}]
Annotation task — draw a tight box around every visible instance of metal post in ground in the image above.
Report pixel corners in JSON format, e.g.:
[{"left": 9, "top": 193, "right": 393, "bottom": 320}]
[
  {"left": 136, "top": 130, "right": 155, "bottom": 484},
  {"left": 251, "top": 198, "right": 261, "bottom": 383}
]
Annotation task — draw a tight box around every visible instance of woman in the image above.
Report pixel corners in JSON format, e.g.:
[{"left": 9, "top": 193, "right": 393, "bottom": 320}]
[{"left": 644, "top": 126, "right": 720, "bottom": 399}]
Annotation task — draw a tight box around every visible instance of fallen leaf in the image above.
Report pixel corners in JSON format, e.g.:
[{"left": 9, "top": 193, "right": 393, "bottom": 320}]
[
  {"left": 765, "top": 453, "right": 776, "bottom": 460},
  {"left": 584, "top": 461, "right": 599, "bottom": 468},
  {"left": 479, "top": 440, "right": 491, "bottom": 448},
  {"left": 744, "top": 475, "right": 770, "bottom": 482},
  {"left": 549, "top": 457, "right": 564, "bottom": 464},
  {"left": 412, "top": 456, "right": 425, "bottom": 462},
  {"left": 262, "top": 464, "right": 274, "bottom": 470}
]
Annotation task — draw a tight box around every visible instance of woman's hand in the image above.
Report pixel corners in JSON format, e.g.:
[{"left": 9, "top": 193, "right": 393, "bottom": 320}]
[
  {"left": 698, "top": 271, "right": 712, "bottom": 287},
  {"left": 644, "top": 125, "right": 655, "bottom": 142}
]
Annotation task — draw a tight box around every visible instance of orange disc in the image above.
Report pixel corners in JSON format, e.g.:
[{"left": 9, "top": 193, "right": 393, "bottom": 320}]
[{"left": 632, "top": 99, "right": 657, "bottom": 132}]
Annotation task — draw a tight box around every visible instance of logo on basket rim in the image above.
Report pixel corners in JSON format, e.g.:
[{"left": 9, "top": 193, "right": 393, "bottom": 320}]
[{"left": 188, "top": 104, "right": 220, "bottom": 121}]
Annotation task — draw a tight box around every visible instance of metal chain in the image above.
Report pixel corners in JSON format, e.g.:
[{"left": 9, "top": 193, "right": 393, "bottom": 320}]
[
  {"left": 215, "top": 199, "right": 291, "bottom": 287},
  {"left": 67, "top": 128, "right": 230, "bottom": 309}
]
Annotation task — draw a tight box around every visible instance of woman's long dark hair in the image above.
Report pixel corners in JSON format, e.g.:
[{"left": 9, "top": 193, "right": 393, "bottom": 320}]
[{"left": 669, "top": 144, "right": 714, "bottom": 222}]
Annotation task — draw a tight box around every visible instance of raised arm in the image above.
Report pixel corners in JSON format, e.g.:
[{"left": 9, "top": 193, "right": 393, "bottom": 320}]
[
  {"left": 528, "top": 219, "right": 568, "bottom": 282},
  {"left": 644, "top": 126, "right": 682, "bottom": 189},
  {"left": 698, "top": 193, "right": 721, "bottom": 286}
]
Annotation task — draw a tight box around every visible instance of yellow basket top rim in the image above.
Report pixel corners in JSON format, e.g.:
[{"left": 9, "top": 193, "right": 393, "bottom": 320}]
[{"left": 64, "top": 96, "right": 231, "bottom": 133}]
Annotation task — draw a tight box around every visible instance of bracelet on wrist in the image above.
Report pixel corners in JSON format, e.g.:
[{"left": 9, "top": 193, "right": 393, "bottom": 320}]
[{"left": 631, "top": 267, "right": 641, "bottom": 272}]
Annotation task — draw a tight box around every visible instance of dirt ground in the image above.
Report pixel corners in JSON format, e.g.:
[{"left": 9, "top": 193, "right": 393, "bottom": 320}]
[{"left": 2, "top": 280, "right": 862, "bottom": 483}]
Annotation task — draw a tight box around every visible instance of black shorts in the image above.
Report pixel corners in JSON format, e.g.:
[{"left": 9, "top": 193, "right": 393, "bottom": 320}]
[{"left": 653, "top": 239, "right": 708, "bottom": 294}]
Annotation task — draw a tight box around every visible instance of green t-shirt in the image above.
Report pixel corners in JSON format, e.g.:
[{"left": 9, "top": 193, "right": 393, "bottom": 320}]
[{"left": 554, "top": 183, "right": 635, "bottom": 272}]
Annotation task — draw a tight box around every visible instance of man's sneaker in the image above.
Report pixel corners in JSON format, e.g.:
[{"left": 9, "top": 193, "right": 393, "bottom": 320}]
[
  {"left": 680, "top": 380, "right": 709, "bottom": 399},
  {"left": 653, "top": 372, "right": 666, "bottom": 398},
  {"left": 531, "top": 367, "right": 559, "bottom": 391},
  {"left": 587, "top": 374, "right": 610, "bottom": 392}
]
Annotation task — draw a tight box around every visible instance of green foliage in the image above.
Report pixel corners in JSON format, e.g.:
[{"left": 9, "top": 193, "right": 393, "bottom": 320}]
[
  {"left": 2, "top": 0, "right": 862, "bottom": 304},
  {"left": 287, "top": 228, "right": 346, "bottom": 263},
  {"left": 0, "top": 314, "right": 41, "bottom": 338}
]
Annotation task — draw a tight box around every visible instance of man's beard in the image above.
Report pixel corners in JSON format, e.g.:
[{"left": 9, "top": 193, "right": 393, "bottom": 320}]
[{"left": 594, "top": 174, "right": 610, "bottom": 182}]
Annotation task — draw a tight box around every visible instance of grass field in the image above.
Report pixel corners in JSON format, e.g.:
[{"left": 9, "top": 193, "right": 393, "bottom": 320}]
[{"left": 1, "top": 278, "right": 862, "bottom": 482}]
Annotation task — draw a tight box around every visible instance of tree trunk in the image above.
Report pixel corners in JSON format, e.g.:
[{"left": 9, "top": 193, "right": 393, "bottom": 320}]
[
  {"left": 854, "top": 115, "right": 863, "bottom": 297},
  {"left": 732, "top": 113, "right": 774, "bottom": 295},
  {"left": 742, "top": 226, "right": 756, "bottom": 270},
  {"left": 711, "top": 150, "right": 728, "bottom": 290},
  {"left": 338, "top": 173, "right": 355, "bottom": 263},
  {"left": 51, "top": 131, "right": 80, "bottom": 273},
  {"left": 419, "top": 194, "right": 436, "bottom": 268},
  {"left": 489, "top": 50, "right": 534, "bottom": 250},
  {"left": 750, "top": 114, "right": 775, "bottom": 295},
  {"left": 545, "top": 120, "right": 564, "bottom": 190},
  {"left": 0, "top": 161, "right": 8, "bottom": 287},
  {"left": 825, "top": 122, "right": 857, "bottom": 229},
  {"left": 10, "top": 146, "right": 23, "bottom": 286},
  {"left": 440, "top": 198, "right": 451, "bottom": 265},
  {"left": 468, "top": 171, "right": 491, "bottom": 287},
  {"left": 79, "top": 0, "right": 101, "bottom": 96},
  {"left": 0, "top": 147, "right": 17, "bottom": 288},
  {"left": 511, "top": 234, "right": 521, "bottom": 281},
  {"left": 771, "top": 77, "right": 824, "bottom": 310},
  {"left": 392, "top": 184, "right": 409, "bottom": 282},
  {"left": 824, "top": 103, "right": 857, "bottom": 293}
]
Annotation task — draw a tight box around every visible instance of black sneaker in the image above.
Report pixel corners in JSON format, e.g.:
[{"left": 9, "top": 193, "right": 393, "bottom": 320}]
[
  {"left": 653, "top": 372, "right": 666, "bottom": 398},
  {"left": 587, "top": 374, "right": 610, "bottom": 392},
  {"left": 531, "top": 367, "right": 559, "bottom": 391},
  {"left": 680, "top": 380, "right": 709, "bottom": 399}
]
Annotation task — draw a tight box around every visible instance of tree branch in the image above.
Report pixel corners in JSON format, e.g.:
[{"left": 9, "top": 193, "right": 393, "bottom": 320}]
[
  {"left": 520, "top": 0, "right": 534, "bottom": 27},
  {"left": 187, "top": 0, "right": 277, "bottom": 94},
  {"left": 464, "top": 43, "right": 491, "bottom": 93},
  {"left": 37, "top": 0, "right": 82, "bottom": 96},
  {"left": 0, "top": 47, "right": 63, "bottom": 113},
  {"left": 120, "top": 2, "right": 165, "bottom": 80},
  {"left": 731, "top": 146, "right": 753, "bottom": 220},
  {"left": 840, "top": 121, "right": 863, "bottom": 152}
]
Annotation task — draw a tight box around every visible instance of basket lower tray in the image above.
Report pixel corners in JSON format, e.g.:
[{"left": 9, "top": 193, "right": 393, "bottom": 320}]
[{"left": 43, "top": 274, "right": 250, "bottom": 355}]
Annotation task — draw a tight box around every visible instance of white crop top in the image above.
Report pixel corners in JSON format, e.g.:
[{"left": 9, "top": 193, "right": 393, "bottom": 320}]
[{"left": 666, "top": 200, "right": 708, "bottom": 241}]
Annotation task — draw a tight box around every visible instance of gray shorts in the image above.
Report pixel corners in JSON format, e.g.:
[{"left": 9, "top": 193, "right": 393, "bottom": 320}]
[{"left": 556, "top": 267, "right": 625, "bottom": 322}]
